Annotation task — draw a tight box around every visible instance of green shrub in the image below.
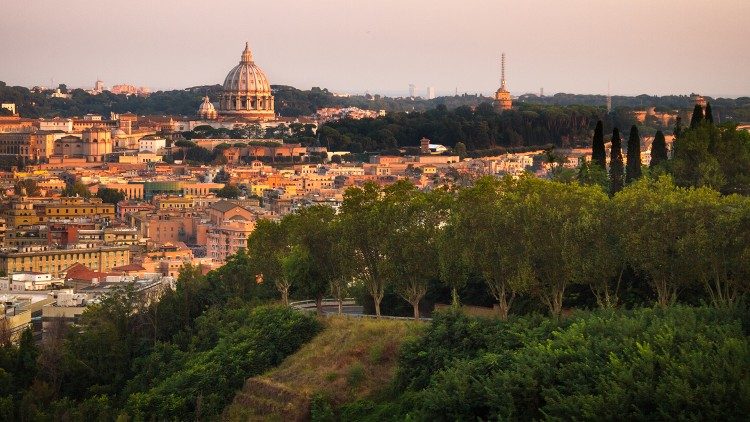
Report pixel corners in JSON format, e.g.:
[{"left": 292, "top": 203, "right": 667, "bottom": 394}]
[
  {"left": 381, "top": 306, "right": 750, "bottom": 420},
  {"left": 310, "top": 392, "right": 335, "bottom": 422},
  {"left": 347, "top": 363, "right": 366, "bottom": 388},
  {"left": 122, "top": 305, "right": 321, "bottom": 420},
  {"left": 368, "top": 342, "right": 386, "bottom": 364}
]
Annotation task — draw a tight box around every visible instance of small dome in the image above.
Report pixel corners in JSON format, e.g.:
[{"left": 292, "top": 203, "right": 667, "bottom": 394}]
[{"left": 198, "top": 96, "right": 218, "bottom": 120}]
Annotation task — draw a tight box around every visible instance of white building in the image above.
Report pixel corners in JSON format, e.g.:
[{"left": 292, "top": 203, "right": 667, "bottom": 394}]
[
  {"left": 427, "top": 86, "right": 436, "bottom": 100},
  {"left": 0, "top": 272, "right": 64, "bottom": 292},
  {"left": 1, "top": 103, "right": 16, "bottom": 115},
  {"left": 39, "top": 118, "right": 74, "bottom": 133},
  {"left": 139, "top": 136, "right": 166, "bottom": 153}
]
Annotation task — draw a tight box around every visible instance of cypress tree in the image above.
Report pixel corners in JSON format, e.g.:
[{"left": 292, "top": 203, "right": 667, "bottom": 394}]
[
  {"left": 591, "top": 120, "right": 606, "bottom": 169},
  {"left": 705, "top": 102, "right": 714, "bottom": 124},
  {"left": 650, "top": 130, "right": 668, "bottom": 168},
  {"left": 625, "top": 125, "right": 642, "bottom": 183},
  {"left": 690, "top": 104, "right": 703, "bottom": 129},
  {"left": 609, "top": 128, "right": 624, "bottom": 195},
  {"left": 15, "top": 328, "right": 38, "bottom": 389},
  {"left": 673, "top": 116, "right": 682, "bottom": 139}
]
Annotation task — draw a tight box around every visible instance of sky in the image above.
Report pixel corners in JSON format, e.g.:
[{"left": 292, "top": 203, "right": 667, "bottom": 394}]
[{"left": 1, "top": 0, "right": 749, "bottom": 97}]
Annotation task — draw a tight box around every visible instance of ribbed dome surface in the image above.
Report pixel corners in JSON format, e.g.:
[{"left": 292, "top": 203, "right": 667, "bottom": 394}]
[
  {"left": 218, "top": 42, "right": 275, "bottom": 120},
  {"left": 198, "top": 96, "right": 218, "bottom": 119},
  {"left": 222, "top": 43, "right": 271, "bottom": 94}
]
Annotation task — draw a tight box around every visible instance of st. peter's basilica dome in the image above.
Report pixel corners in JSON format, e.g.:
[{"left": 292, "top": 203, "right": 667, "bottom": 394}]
[{"left": 218, "top": 42, "right": 275, "bottom": 121}]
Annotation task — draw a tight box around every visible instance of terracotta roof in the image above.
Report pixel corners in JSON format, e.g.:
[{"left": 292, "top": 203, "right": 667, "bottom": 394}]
[
  {"left": 65, "top": 263, "right": 114, "bottom": 283},
  {"left": 209, "top": 199, "right": 242, "bottom": 213}
]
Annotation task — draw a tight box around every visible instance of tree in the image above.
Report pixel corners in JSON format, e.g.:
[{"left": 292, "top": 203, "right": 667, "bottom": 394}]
[
  {"left": 705, "top": 102, "right": 714, "bottom": 124},
  {"left": 97, "top": 187, "right": 125, "bottom": 205},
  {"left": 15, "top": 329, "right": 38, "bottom": 390},
  {"left": 612, "top": 177, "right": 703, "bottom": 307},
  {"left": 213, "top": 168, "right": 230, "bottom": 183},
  {"left": 690, "top": 104, "right": 703, "bottom": 129},
  {"left": 511, "top": 179, "right": 608, "bottom": 316},
  {"left": 174, "top": 139, "right": 196, "bottom": 148},
  {"left": 63, "top": 181, "right": 91, "bottom": 198},
  {"left": 684, "top": 193, "right": 750, "bottom": 308},
  {"left": 609, "top": 128, "right": 625, "bottom": 195},
  {"left": 216, "top": 184, "right": 241, "bottom": 199},
  {"left": 673, "top": 116, "right": 683, "bottom": 139},
  {"left": 625, "top": 125, "right": 642, "bottom": 184},
  {"left": 381, "top": 182, "right": 450, "bottom": 320},
  {"left": 649, "top": 130, "right": 668, "bottom": 168},
  {"left": 671, "top": 124, "right": 726, "bottom": 191},
  {"left": 591, "top": 120, "right": 606, "bottom": 169},
  {"left": 453, "top": 177, "right": 524, "bottom": 319},
  {"left": 570, "top": 200, "right": 623, "bottom": 308},
  {"left": 247, "top": 220, "right": 290, "bottom": 305},
  {"left": 284, "top": 205, "right": 338, "bottom": 314},
  {"left": 438, "top": 221, "right": 469, "bottom": 307},
  {"left": 328, "top": 221, "right": 353, "bottom": 315},
  {"left": 13, "top": 179, "right": 40, "bottom": 196},
  {"left": 339, "top": 183, "right": 391, "bottom": 318},
  {"left": 454, "top": 142, "right": 467, "bottom": 160},
  {"left": 577, "top": 160, "right": 609, "bottom": 191}
]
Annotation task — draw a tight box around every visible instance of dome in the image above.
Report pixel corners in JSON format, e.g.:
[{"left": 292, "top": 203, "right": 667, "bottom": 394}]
[
  {"left": 218, "top": 42, "right": 275, "bottom": 121},
  {"left": 198, "top": 95, "right": 218, "bottom": 120},
  {"left": 222, "top": 44, "right": 271, "bottom": 94}
]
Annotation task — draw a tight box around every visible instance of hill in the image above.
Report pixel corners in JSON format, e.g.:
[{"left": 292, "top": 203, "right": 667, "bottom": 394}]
[{"left": 223, "top": 316, "right": 422, "bottom": 421}]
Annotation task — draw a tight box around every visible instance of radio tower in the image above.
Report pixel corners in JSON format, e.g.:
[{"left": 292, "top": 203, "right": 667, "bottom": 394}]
[
  {"left": 494, "top": 52, "right": 512, "bottom": 111},
  {"left": 500, "top": 53, "right": 507, "bottom": 90}
]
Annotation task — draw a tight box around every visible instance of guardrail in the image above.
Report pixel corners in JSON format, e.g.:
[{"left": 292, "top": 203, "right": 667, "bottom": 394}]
[
  {"left": 289, "top": 298, "right": 357, "bottom": 309},
  {"left": 290, "top": 298, "right": 431, "bottom": 322}
]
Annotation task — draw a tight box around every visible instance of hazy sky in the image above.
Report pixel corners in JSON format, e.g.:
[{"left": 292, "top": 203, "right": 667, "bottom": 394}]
[{"left": 2, "top": 0, "right": 748, "bottom": 97}]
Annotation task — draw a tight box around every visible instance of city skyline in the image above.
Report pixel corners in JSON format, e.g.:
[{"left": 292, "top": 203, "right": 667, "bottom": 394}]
[{"left": 1, "top": 0, "right": 749, "bottom": 97}]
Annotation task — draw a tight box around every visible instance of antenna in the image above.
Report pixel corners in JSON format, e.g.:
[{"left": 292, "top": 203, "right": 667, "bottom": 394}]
[{"left": 500, "top": 53, "right": 507, "bottom": 90}]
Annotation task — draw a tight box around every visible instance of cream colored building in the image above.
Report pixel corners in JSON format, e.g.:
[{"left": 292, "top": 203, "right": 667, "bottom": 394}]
[
  {"left": 0, "top": 245, "right": 131, "bottom": 277},
  {"left": 53, "top": 128, "right": 113, "bottom": 162}
]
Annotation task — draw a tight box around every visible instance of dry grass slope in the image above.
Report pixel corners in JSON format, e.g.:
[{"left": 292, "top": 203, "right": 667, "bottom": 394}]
[{"left": 224, "top": 316, "right": 422, "bottom": 421}]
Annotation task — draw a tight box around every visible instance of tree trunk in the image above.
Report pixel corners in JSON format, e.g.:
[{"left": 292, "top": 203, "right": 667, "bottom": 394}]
[
  {"left": 316, "top": 295, "right": 323, "bottom": 315},
  {"left": 373, "top": 296, "right": 382, "bottom": 318},
  {"left": 654, "top": 278, "right": 675, "bottom": 308},
  {"left": 451, "top": 287, "right": 460, "bottom": 308},
  {"left": 412, "top": 302, "right": 420, "bottom": 321},
  {"left": 338, "top": 297, "right": 343, "bottom": 315},
  {"left": 281, "top": 288, "right": 289, "bottom": 306}
]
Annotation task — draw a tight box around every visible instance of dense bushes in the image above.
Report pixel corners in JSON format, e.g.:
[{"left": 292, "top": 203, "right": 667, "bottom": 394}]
[
  {"left": 122, "top": 305, "right": 321, "bottom": 420},
  {"left": 0, "top": 259, "right": 319, "bottom": 420},
  {"left": 320, "top": 103, "right": 602, "bottom": 153},
  {"left": 340, "top": 306, "right": 750, "bottom": 421}
]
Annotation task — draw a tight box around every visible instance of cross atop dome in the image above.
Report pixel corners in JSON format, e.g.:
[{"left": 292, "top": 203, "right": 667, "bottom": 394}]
[{"left": 241, "top": 42, "right": 253, "bottom": 63}]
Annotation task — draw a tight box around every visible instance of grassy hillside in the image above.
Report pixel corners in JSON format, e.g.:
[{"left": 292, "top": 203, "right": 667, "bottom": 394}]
[{"left": 224, "top": 316, "right": 423, "bottom": 421}]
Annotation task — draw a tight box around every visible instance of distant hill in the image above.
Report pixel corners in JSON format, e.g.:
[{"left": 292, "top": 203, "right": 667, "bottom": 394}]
[{"left": 4, "top": 80, "right": 748, "bottom": 121}]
